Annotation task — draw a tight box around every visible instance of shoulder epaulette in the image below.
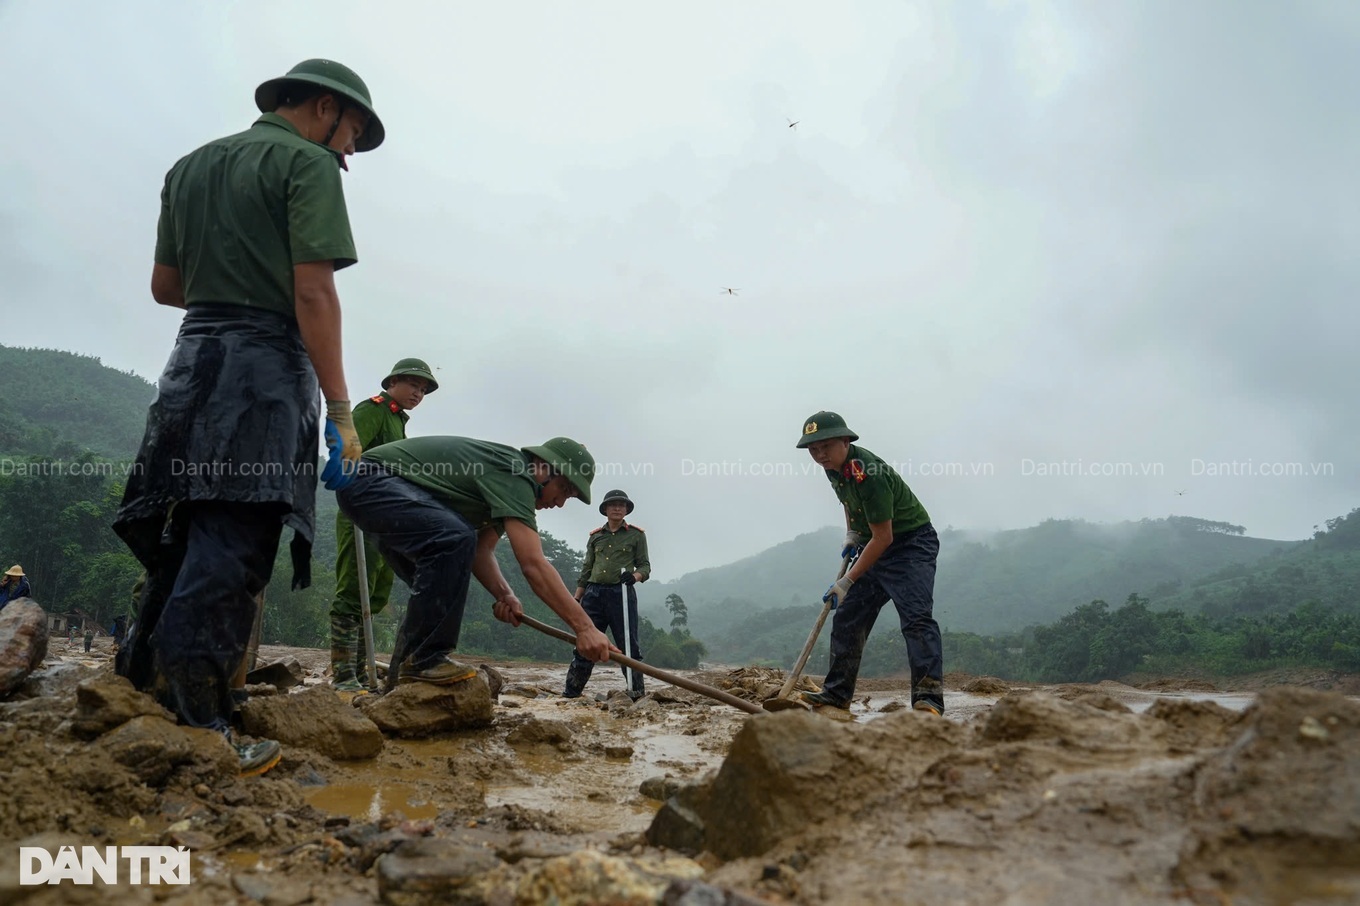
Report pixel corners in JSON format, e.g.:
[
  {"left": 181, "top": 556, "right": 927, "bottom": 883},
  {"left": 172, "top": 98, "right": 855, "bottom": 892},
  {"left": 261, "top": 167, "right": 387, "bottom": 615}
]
[
  {"left": 589, "top": 526, "right": 605, "bottom": 535},
  {"left": 368, "top": 394, "right": 385, "bottom": 405},
  {"left": 629, "top": 524, "right": 645, "bottom": 532}
]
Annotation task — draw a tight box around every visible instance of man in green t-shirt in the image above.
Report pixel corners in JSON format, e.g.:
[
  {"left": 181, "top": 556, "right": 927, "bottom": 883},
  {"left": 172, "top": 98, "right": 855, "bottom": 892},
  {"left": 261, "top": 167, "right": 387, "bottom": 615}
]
[
  {"left": 336, "top": 436, "right": 614, "bottom": 684},
  {"left": 113, "top": 59, "right": 385, "bottom": 777},
  {"left": 795, "top": 411, "right": 944, "bottom": 715},
  {"left": 330, "top": 358, "right": 438, "bottom": 691}
]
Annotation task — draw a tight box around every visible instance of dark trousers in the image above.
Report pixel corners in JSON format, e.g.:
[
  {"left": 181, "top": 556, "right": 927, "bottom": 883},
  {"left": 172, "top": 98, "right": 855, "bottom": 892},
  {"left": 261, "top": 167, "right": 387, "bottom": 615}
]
[
  {"left": 336, "top": 463, "right": 478, "bottom": 671},
  {"left": 822, "top": 524, "right": 943, "bottom": 712},
  {"left": 117, "top": 501, "right": 283, "bottom": 733},
  {"left": 565, "top": 582, "right": 644, "bottom": 696}
]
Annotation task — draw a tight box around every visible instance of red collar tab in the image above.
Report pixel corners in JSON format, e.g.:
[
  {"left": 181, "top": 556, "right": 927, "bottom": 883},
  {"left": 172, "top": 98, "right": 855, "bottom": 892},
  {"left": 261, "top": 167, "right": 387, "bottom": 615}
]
[{"left": 842, "top": 459, "right": 868, "bottom": 483}]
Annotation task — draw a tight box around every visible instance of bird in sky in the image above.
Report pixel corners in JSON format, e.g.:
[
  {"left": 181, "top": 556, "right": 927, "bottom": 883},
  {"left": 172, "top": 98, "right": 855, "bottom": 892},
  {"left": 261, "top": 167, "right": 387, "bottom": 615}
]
[
  {"left": 787, "top": 118, "right": 799, "bottom": 130},
  {"left": 1175, "top": 489, "right": 1186, "bottom": 496},
  {"left": 720, "top": 287, "right": 740, "bottom": 296}
]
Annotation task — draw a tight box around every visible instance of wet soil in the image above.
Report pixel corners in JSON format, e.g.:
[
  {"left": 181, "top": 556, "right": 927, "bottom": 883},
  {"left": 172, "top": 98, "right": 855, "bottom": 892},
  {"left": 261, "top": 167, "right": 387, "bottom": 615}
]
[{"left": 3, "top": 638, "right": 1358, "bottom": 905}]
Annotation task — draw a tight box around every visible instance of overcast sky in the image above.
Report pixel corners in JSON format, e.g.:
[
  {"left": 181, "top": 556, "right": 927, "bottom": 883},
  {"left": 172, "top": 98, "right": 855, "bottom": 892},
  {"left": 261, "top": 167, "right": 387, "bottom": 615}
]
[{"left": 2, "top": 0, "right": 1355, "bottom": 581}]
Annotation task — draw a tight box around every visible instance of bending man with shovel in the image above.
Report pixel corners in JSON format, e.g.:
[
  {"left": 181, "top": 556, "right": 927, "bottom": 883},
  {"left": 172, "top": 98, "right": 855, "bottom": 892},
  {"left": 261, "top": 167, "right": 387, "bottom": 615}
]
[
  {"left": 563, "top": 489, "right": 651, "bottom": 700},
  {"left": 796, "top": 411, "right": 945, "bottom": 716}
]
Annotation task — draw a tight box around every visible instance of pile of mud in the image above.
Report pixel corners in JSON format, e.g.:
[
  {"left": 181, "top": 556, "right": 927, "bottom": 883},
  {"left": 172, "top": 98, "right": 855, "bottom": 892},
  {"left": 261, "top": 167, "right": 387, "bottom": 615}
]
[{"left": 2, "top": 646, "right": 1358, "bottom": 905}]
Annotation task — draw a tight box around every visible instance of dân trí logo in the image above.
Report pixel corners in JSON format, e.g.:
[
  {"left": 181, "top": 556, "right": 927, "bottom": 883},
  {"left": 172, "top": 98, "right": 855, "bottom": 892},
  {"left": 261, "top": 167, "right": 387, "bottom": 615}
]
[{"left": 19, "top": 846, "right": 191, "bottom": 885}]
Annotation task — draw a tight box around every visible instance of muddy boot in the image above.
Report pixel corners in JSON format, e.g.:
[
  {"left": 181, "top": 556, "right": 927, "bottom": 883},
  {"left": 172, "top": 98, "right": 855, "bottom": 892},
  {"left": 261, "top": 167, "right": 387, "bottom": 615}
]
[
  {"left": 562, "top": 659, "right": 593, "bottom": 698},
  {"left": 330, "top": 614, "right": 363, "bottom": 692},
  {"left": 353, "top": 630, "right": 371, "bottom": 689}
]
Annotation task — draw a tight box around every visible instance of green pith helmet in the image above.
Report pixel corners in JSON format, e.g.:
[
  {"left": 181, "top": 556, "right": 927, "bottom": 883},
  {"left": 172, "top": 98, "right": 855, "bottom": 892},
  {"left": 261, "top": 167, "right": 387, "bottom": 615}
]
[
  {"left": 382, "top": 358, "right": 438, "bottom": 393},
  {"left": 522, "top": 437, "right": 596, "bottom": 504},
  {"left": 598, "top": 489, "right": 634, "bottom": 517},
  {"left": 255, "top": 59, "right": 385, "bottom": 152},
  {"left": 795, "top": 411, "right": 859, "bottom": 448}
]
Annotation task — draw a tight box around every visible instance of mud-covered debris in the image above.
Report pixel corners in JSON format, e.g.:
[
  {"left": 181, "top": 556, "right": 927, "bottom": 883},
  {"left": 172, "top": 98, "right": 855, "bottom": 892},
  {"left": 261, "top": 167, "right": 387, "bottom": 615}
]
[
  {"left": 662, "top": 878, "right": 771, "bottom": 905},
  {"left": 376, "top": 836, "right": 503, "bottom": 905},
  {"left": 605, "top": 744, "right": 634, "bottom": 759},
  {"left": 70, "top": 673, "right": 175, "bottom": 739},
  {"left": 245, "top": 657, "right": 306, "bottom": 690},
  {"left": 640, "top": 775, "right": 685, "bottom": 801},
  {"left": 358, "top": 676, "right": 494, "bottom": 737},
  {"left": 0, "top": 599, "right": 49, "bottom": 697},
  {"left": 241, "top": 685, "right": 384, "bottom": 760},
  {"left": 505, "top": 716, "right": 573, "bottom": 748},
  {"left": 512, "top": 849, "right": 707, "bottom": 906},
  {"left": 480, "top": 664, "right": 505, "bottom": 698},
  {"left": 97, "top": 714, "right": 237, "bottom": 785},
  {"left": 693, "top": 666, "right": 818, "bottom": 705}
]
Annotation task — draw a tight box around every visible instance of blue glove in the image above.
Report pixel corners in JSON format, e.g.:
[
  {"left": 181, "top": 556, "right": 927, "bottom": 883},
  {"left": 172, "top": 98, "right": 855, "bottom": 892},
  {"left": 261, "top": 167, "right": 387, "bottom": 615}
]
[
  {"left": 840, "top": 530, "right": 866, "bottom": 561},
  {"left": 320, "top": 401, "right": 362, "bottom": 491},
  {"left": 823, "top": 574, "right": 855, "bottom": 610}
]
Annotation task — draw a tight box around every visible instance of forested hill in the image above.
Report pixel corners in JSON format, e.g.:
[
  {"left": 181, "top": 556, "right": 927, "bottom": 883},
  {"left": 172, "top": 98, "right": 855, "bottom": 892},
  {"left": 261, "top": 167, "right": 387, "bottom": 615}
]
[
  {"left": 638, "top": 516, "right": 1299, "bottom": 643},
  {"left": 0, "top": 345, "right": 155, "bottom": 458}
]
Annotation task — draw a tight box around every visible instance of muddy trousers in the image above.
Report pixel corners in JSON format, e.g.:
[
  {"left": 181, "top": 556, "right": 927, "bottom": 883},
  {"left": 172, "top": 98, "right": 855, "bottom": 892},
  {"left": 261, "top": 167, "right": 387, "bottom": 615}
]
[
  {"left": 336, "top": 463, "right": 477, "bottom": 674},
  {"left": 564, "top": 582, "right": 644, "bottom": 697},
  {"left": 116, "top": 502, "right": 282, "bottom": 732},
  {"left": 822, "top": 524, "right": 943, "bottom": 713}
]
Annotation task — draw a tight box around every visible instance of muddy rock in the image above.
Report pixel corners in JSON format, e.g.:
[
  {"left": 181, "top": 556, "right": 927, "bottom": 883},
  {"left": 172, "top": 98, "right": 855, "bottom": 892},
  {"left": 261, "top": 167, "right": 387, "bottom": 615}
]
[
  {"left": 376, "top": 836, "right": 504, "bottom": 906},
  {"left": 245, "top": 657, "right": 306, "bottom": 690},
  {"left": 359, "top": 678, "right": 494, "bottom": 737},
  {"left": 1176, "top": 687, "right": 1360, "bottom": 900},
  {"left": 640, "top": 775, "right": 686, "bottom": 801},
  {"left": 661, "top": 878, "right": 771, "bottom": 905},
  {"left": 1145, "top": 697, "right": 1238, "bottom": 753},
  {"left": 241, "top": 685, "right": 384, "bottom": 760},
  {"left": 480, "top": 664, "right": 505, "bottom": 698},
  {"left": 980, "top": 690, "right": 1147, "bottom": 751},
  {"left": 15, "top": 661, "right": 90, "bottom": 700},
  {"left": 505, "top": 716, "right": 573, "bottom": 748},
  {"left": 961, "top": 675, "right": 1012, "bottom": 695},
  {"left": 71, "top": 674, "right": 174, "bottom": 739},
  {"left": 0, "top": 598, "right": 49, "bottom": 696},
  {"left": 97, "top": 714, "right": 237, "bottom": 785},
  {"left": 512, "top": 849, "right": 706, "bottom": 906}
]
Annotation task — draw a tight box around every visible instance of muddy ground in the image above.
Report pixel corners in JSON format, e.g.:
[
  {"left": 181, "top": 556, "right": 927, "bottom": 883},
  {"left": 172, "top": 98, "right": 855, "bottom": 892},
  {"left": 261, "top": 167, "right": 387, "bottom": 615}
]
[{"left": 3, "top": 636, "right": 1359, "bottom": 905}]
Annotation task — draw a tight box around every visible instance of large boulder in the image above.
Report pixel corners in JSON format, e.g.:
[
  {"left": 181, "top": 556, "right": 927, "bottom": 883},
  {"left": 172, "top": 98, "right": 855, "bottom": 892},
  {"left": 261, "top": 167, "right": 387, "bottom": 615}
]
[
  {"left": 71, "top": 674, "right": 175, "bottom": 739},
  {"left": 0, "top": 599, "right": 48, "bottom": 696},
  {"left": 240, "top": 685, "right": 384, "bottom": 760}
]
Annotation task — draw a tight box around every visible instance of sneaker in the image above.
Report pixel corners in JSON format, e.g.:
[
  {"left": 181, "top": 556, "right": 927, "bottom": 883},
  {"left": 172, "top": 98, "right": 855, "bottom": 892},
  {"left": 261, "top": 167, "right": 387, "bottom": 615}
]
[
  {"left": 912, "top": 701, "right": 942, "bottom": 716},
  {"left": 236, "top": 738, "right": 282, "bottom": 777},
  {"left": 397, "top": 655, "right": 478, "bottom": 686},
  {"left": 800, "top": 690, "right": 849, "bottom": 710}
]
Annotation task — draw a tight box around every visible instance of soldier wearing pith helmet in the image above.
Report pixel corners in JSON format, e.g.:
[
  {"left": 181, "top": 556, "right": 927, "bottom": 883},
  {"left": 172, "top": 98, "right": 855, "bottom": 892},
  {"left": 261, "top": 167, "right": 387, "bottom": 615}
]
[
  {"left": 563, "top": 489, "right": 652, "bottom": 699},
  {"left": 796, "top": 411, "right": 944, "bottom": 715},
  {"left": 114, "top": 58, "right": 385, "bottom": 777},
  {"left": 329, "top": 357, "right": 440, "bottom": 692},
  {"left": 336, "top": 434, "right": 614, "bottom": 687}
]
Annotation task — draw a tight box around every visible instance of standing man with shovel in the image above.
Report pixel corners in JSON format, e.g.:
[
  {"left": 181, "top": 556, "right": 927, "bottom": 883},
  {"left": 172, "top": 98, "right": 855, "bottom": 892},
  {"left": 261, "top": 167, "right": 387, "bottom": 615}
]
[
  {"left": 795, "top": 411, "right": 945, "bottom": 716},
  {"left": 563, "top": 489, "right": 651, "bottom": 700},
  {"left": 330, "top": 358, "right": 438, "bottom": 692}
]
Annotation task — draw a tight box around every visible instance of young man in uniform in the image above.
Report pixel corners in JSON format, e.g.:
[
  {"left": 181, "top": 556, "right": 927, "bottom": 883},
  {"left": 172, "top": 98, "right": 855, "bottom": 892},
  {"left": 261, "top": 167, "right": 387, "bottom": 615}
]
[
  {"left": 563, "top": 489, "right": 650, "bottom": 699},
  {"left": 336, "top": 436, "right": 613, "bottom": 683},
  {"left": 114, "top": 59, "right": 384, "bottom": 776},
  {"left": 330, "top": 357, "right": 438, "bottom": 691},
  {"left": 795, "top": 411, "right": 944, "bottom": 716}
]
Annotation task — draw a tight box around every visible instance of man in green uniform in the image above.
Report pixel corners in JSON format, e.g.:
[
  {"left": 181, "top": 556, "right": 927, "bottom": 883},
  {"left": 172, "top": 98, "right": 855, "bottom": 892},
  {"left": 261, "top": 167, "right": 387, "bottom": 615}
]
[
  {"left": 563, "top": 489, "right": 650, "bottom": 699},
  {"left": 330, "top": 357, "right": 438, "bottom": 691},
  {"left": 113, "top": 59, "right": 384, "bottom": 776},
  {"left": 335, "top": 436, "right": 613, "bottom": 683},
  {"left": 795, "top": 411, "right": 944, "bottom": 715}
]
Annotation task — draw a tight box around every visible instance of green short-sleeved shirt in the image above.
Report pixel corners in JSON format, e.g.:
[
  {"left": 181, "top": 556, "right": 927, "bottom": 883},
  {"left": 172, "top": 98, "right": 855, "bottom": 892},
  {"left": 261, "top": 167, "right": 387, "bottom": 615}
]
[
  {"left": 154, "top": 113, "right": 357, "bottom": 318},
  {"left": 363, "top": 436, "right": 539, "bottom": 534},
  {"left": 825, "top": 444, "right": 931, "bottom": 538}
]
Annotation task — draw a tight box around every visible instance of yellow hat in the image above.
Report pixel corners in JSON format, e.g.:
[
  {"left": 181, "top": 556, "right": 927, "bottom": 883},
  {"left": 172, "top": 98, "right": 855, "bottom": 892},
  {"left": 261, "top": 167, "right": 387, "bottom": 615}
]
[{"left": 5, "top": 565, "right": 23, "bottom": 578}]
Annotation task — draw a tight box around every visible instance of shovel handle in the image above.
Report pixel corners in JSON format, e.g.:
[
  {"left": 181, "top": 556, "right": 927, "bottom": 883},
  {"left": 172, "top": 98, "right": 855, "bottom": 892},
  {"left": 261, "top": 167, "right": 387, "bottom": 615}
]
[
  {"left": 776, "top": 552, "right": 854, "bottom": 700},
  {"left": 519, "top": 614, "right": 762, "bottom": 715}
]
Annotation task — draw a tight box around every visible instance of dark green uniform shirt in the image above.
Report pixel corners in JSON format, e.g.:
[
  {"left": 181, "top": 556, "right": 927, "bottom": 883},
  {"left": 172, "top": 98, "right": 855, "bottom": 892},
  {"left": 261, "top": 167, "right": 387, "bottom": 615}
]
[
  {"left": 825, "top": 444, "right": 931, "bottom": 538},
  {"left": 352, "top": 392, "right": 409, "bottom": 450},
  {"left": 363, "top": 436, "right": 538, "bottom": 534},
  {"left": 577, "top": 523, "right": 651, "bottom": 587},
  {"left": 154, "top": 113, "right": 357, "bottom": 318}
]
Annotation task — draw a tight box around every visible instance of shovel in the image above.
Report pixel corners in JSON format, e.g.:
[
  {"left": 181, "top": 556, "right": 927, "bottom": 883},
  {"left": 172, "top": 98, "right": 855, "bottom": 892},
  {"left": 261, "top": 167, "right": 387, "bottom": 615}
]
[
  {"left": 519, "top": 614, "right": 762, "bottom": 715},
  {"left": 353, "top": 527, "right": 381, "bottom": 693},
  {"left": 763, "top": 551, "right": 855, "bottom": 712}
]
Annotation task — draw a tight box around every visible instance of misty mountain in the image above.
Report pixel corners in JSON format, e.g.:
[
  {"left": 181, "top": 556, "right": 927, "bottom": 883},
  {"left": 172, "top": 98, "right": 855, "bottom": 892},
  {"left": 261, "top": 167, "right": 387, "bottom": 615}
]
[{"left": 638, "top": 516, "right": 1299, "bottom": 657}]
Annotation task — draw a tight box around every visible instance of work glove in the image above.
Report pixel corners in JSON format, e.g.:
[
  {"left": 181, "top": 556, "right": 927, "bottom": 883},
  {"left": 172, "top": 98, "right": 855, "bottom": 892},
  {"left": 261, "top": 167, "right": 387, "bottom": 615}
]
[
  {"left": 620, "top": 571, "right": 637, "bottom": 586},
  {"left": 823, "top": 574, "right": 855, "bottom": 610},
  {"left": 841, "top": 531, "right": 866, "bottom": 561},
  {"left": 321, "top": 400, "right": 362, "bottom": 491}
]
